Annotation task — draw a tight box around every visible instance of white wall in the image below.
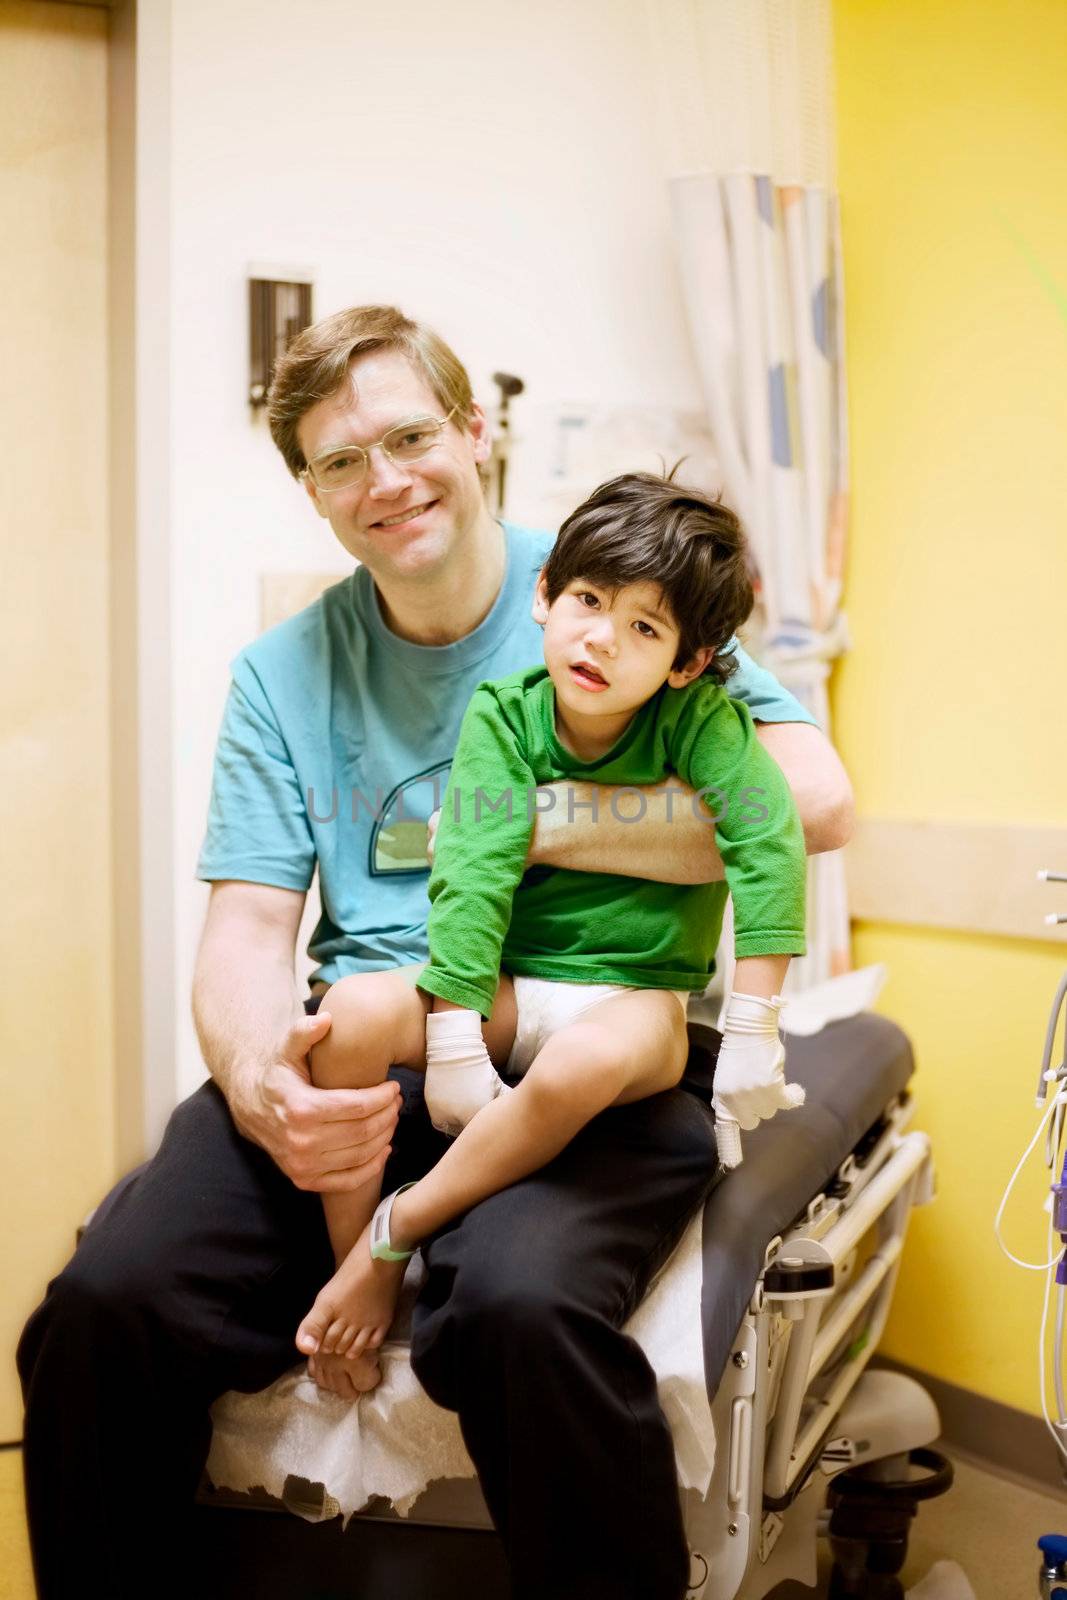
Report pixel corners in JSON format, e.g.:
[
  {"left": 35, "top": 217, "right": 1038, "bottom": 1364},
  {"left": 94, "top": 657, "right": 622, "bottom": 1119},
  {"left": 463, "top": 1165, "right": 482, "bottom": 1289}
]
[{"left": 148, "top": 0, "right": 712, "bottom": 1107}]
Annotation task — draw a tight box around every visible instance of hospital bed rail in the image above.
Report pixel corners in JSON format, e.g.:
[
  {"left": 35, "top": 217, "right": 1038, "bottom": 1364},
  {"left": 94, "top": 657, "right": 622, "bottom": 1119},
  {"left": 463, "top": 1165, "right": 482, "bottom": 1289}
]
[{"left": 686, "top": 1084, "right": 936, "bottom": 1599}]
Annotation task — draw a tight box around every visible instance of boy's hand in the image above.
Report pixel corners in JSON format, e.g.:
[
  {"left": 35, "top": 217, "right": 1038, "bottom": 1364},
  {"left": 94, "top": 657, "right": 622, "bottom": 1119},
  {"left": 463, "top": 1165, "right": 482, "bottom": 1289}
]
[
  {"left": 425, "top": 1007, "right": 511, "bottom": 1135},
  {"left": 712, "top": 992, "right": 805, "bottom": 1166},
  {"left": 230, "top": 1011, "right": 401, "bottom": 1193}
]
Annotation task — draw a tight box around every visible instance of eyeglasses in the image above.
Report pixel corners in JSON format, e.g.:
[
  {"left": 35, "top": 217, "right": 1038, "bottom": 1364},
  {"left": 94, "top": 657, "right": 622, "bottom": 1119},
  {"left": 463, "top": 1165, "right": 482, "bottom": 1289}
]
[{"left": 301, "top": 405, "right": 460, "bottom": 492}]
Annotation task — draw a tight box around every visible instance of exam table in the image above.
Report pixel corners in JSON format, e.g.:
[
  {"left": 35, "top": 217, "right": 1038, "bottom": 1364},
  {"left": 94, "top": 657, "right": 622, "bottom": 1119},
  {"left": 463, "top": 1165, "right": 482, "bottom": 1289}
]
[{"left": 195, "top": 1010, "right": 942, "bottom": 1600}]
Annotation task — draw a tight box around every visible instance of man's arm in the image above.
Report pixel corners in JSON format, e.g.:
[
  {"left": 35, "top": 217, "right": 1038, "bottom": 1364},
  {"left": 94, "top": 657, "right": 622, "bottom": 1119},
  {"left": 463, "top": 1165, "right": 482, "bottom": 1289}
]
[
  {"left": 756, "top": 721, "right": 854, "bottom": 854},
  {"left": 527, "top": 722, "right": 853, "bottom": 885},
  {"left": 193, "top": 880, "right": 399, "bottom": 1193}
]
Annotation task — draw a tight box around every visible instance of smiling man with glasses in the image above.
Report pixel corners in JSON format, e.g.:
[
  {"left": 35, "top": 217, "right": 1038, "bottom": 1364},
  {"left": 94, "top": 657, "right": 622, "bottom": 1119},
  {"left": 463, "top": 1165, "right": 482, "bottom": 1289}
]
[{"left": 18, "top": 304, "right": 853, "bottom": 1600}]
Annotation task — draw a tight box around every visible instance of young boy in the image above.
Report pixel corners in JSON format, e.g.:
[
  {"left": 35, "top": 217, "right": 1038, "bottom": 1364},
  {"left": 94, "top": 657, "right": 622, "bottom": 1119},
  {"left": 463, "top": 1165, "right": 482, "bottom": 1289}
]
[{"left": 296, "top": 471, "right": 807, "bottom": 1388}]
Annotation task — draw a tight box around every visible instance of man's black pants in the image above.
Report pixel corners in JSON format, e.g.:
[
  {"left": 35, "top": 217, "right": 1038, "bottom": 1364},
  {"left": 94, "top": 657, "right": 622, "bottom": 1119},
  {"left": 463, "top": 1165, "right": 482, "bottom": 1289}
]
[{"left": 17, "top": 1052, "right": 720, "bottom": 1600}]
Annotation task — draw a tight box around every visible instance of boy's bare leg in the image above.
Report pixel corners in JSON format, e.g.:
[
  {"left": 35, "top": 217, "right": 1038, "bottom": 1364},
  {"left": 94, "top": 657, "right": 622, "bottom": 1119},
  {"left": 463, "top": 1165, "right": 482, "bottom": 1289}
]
[
  {"left": 305, "top": 970, "right": 428, "bottom": 1395},
  {"left": 311, "top": 973, "right": 429, "bottom": 1250},
  {"left": 297, "top": 988, "right": 689, "bottom": 1365},
  {"left": 303, "top": 969, "right": 517, "bottom": 1393}
]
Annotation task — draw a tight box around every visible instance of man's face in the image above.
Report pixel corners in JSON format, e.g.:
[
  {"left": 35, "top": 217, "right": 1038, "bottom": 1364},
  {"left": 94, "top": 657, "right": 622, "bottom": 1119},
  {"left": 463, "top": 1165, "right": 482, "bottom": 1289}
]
[
  {"left": 297, "top": 347, "right": 491, "bottom": 585},
  {"left": 532, "top": 574, "right": 711, "bottom": 728}
]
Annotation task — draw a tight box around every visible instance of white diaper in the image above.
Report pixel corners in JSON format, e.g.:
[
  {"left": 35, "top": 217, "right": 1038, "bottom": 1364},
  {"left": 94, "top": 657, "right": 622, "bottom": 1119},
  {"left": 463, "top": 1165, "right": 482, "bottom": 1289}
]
[{"left": 506, "top": 976, "right": 690, "bottom": 1078}]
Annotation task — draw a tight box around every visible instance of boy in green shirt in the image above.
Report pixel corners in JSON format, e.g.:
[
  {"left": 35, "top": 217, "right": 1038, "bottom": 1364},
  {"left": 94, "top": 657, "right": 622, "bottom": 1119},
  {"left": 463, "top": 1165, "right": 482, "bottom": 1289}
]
[{"left": 296, "top": 471, "right": 807, "bottom": 1379}]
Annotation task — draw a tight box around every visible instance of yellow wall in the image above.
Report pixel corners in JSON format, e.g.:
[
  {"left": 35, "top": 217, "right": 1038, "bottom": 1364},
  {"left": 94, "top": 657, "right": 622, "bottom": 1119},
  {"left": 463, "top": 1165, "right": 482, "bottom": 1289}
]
[{"left": 833, "top": 1, "right": 1067, "bottom": 1413}]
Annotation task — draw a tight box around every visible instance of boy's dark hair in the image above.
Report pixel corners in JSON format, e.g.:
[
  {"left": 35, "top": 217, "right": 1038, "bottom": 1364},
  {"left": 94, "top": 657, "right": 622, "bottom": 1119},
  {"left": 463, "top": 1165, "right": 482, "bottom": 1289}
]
[{"left": 542, "top": 471, "right": 754, "bottom": 685}]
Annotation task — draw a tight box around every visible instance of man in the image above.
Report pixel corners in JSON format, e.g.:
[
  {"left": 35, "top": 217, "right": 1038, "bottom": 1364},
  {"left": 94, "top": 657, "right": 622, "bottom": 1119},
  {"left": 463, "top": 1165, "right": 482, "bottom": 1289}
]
[{"left": 18, "top": 304, "right": 852, "bottom": 1600}]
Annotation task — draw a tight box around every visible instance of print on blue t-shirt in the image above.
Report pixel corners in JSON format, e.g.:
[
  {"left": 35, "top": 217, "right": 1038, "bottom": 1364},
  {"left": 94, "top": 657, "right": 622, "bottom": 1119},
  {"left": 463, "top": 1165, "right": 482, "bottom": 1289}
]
[{"left": 368, "top": 759, "right": 454, "bottom": 876}]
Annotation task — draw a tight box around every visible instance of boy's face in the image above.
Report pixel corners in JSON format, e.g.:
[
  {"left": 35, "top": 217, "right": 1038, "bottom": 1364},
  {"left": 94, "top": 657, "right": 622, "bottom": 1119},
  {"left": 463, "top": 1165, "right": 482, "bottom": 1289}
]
[{"left": 532, "top": 574, "right": 713, "bottom": 727}]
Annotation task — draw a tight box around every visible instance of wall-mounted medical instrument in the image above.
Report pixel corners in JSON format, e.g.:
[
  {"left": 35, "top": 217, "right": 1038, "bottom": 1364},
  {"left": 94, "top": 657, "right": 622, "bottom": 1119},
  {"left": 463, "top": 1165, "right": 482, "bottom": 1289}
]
[
  {"left": 491, "top": 370, "right": 524, "bottom": 516},
  {"left": 248, "top": 270, "right": 314, "bottom": 408}
]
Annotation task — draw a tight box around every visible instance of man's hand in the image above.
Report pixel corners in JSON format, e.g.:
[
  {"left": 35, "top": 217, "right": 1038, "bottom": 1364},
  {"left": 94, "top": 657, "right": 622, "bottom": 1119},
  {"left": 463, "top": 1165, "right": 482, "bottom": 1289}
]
[
  {"left": 230, "top": 1011, "right": 401, "bottom": 1194},
  {"left": 426, "top": 807, "right": 441, "bottom": 867}
]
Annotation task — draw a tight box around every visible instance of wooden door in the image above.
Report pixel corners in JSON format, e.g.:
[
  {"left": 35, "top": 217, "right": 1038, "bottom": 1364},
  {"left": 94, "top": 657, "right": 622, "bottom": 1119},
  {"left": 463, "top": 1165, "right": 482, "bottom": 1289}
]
[{"left": 0, "top": 0, "right": 112, "bottom": 1438}]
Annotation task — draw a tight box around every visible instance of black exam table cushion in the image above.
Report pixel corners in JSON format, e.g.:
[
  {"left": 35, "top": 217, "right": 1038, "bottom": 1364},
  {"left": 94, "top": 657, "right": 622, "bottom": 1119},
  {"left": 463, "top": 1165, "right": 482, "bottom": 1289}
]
[{"left": 683, "top": 1012, "right": 915, "bottom": 1400}]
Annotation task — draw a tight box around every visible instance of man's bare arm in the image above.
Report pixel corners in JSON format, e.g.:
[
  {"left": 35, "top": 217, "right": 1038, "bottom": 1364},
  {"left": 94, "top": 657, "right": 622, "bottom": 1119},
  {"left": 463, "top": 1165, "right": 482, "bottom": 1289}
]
[
  {"left": 526, "top": 722, "right": 854, "bottom": 886},
  {"left": 756, "top": 721, "right": 854, "bottom": 855},
  {"left": 193, "top": 880, "right": 399, "bottom": 1192}
]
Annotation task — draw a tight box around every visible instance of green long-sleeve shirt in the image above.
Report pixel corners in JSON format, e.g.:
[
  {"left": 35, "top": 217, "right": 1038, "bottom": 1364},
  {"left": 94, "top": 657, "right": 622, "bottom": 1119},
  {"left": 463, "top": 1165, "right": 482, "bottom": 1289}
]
[{"left": 419, "top": 665, "right": 806, "bottom": 1018}]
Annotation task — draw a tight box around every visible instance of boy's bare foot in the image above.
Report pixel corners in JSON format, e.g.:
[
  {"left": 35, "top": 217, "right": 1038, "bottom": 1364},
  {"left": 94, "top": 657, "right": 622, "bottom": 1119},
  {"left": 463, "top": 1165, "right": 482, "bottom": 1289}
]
[
  {"left": 296, "top": 1219, "right": 407, "bottom": 1365},
  {"left": 306, "top": 1348, "right": 382, "bottom": 1400}
]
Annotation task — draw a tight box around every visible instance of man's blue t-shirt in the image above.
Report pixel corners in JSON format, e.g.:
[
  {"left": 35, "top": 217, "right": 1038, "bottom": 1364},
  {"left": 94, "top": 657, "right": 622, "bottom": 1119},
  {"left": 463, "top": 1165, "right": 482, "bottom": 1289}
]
[{"left": 197, "top": 522, "right": 815, "bottom": 988}]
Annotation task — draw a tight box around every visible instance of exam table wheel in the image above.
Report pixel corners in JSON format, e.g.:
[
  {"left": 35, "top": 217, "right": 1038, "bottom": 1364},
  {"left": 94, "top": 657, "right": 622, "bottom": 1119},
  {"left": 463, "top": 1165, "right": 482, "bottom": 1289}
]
[{"left": 826, "top": 1448, "right": 953, "bottom": 1599}]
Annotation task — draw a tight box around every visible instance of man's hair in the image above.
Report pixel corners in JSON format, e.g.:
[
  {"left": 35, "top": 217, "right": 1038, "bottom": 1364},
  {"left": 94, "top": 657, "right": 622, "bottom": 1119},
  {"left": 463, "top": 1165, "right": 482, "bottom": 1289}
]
[
  {"left": 541, "top": 472, "right": 755, "bottom": 685},
  {"left": 267, "top": 305, "right": 476, "bottom": 478}
]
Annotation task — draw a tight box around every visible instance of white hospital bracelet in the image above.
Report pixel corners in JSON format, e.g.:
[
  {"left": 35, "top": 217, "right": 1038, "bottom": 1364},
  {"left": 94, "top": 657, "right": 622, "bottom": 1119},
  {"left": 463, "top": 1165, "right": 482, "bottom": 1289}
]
[{"left": 370, "top": 1182, "right": 418, "bottom": 1262}]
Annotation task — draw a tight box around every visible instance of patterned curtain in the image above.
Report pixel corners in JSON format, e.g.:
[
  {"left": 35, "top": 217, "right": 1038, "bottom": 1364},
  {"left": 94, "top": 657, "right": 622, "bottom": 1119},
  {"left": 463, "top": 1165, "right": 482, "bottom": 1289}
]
[{"left": 670, "top": 171, "right": 851, "bottom": 990}]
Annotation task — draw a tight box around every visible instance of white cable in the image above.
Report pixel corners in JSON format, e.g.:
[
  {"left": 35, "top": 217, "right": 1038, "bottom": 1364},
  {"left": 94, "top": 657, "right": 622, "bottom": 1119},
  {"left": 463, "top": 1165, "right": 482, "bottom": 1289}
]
[
  {"left": 1048, "top": 1091, "right": 1066, "bottom": 1169},
  {"left": 1039, "top": 1216, "right": 1067, "bottom": 1464},
  {"left": 1002, "top": 969, "right": 1067, "bottom": 1461},
  {"left": 994, "top": 1089, "right": 1067, "bottom": 1270}
]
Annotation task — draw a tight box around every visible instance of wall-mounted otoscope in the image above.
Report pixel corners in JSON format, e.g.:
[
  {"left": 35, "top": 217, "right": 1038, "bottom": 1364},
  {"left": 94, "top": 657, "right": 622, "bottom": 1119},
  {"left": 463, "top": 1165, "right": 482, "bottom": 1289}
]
[{"left": 491, "top": 371, "right": 525, "bottom": 516}]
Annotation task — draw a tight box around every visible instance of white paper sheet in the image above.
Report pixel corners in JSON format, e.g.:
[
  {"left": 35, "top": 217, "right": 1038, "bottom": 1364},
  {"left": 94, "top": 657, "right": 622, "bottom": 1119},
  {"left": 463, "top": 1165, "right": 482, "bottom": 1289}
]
[{"left": 208, "top": 1204, "right": 713, "bottom": 1524}]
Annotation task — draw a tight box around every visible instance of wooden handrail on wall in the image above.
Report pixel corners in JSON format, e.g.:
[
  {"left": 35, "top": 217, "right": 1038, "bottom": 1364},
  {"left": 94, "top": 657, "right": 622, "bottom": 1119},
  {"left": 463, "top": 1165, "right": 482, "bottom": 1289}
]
[{"left": 846, "top": 819, "right": 1067, "bottom": 944}]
